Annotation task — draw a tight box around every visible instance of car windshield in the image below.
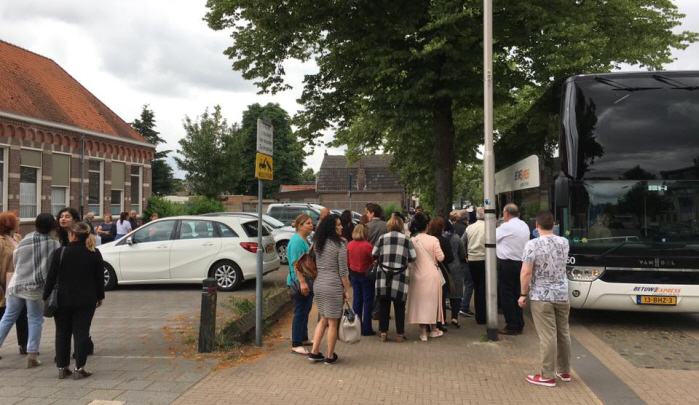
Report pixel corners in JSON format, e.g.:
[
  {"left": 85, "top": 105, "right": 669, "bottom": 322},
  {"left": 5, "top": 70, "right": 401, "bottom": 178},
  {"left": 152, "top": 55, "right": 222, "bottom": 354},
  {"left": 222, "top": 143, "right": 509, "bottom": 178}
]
[
  {"left": 262, "top": 215, "right": 285, "bottom": 228},
  {"left": 567, "top": 179, "right": 699, "bottom": 247},
  {"left": 241, "top": 220, "right": 271, "bottom": 237}
]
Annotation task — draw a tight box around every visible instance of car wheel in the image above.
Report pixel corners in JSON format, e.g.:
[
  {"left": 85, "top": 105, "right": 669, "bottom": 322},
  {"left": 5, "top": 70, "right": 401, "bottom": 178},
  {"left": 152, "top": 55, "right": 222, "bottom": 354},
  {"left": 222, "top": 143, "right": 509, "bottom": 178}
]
[
  {"left": 104, "top": 263, "right": 118, "bottom": 290},
  {"left": 277, "top": 241, "right": 289, "bottom": 265},
  {"left": 210, "top": 260, "right": 243, "bottom": 292}
]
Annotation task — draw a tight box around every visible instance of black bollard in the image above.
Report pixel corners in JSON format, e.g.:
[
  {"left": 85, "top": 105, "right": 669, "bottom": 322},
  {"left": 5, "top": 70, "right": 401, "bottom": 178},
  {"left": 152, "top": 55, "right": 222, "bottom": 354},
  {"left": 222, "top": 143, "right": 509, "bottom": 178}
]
[{"left": 198, "top": 278, "right": 217, "bottom": 353}]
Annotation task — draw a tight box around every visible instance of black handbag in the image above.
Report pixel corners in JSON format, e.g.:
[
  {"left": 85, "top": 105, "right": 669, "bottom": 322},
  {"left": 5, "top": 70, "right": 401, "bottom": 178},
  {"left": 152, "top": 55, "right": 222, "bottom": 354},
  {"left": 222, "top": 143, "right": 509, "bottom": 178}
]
[
  {"left": 438, "top": 261, "right": 456, "bottom": 294},
  {"left": 43, "top": 247, "right": 65, "bottom": 318},
  {"left": 288, "top": 278, "right": 312, "bottom": 299}
]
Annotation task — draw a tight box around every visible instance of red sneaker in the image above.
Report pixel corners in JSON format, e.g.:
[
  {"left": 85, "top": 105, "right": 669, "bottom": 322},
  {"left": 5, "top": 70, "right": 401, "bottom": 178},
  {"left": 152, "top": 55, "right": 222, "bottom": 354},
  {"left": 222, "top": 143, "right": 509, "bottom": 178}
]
[
  {"left": 526, "top": 374, "right": 556, "bottom": 387},
  {"left": 556, "top": 371, "right": 571, "bottom": 382}
]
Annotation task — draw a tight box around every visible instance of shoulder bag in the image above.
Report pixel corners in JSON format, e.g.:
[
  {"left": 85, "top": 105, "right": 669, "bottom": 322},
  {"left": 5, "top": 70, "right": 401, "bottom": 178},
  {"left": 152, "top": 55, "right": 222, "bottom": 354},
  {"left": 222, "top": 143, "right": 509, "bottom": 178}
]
[
  {"left": 414, "top": 238, "right": 455, "bottom": 293},
  {"left": 43, "top": 247, "right": 65, "bottom": 318},
  {"left": 292, "top": 243, "right": 317, "bottom": 280},
  {"left": 338, "top": 301, "right": 361, "bottom": 344}
]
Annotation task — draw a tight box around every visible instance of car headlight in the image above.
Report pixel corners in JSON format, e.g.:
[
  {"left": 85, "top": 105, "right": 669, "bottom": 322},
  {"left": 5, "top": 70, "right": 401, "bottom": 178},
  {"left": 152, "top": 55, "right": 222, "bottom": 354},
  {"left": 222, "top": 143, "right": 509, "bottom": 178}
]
[{"left": 566, "top": 266, "right": 604, "bottom": 282}]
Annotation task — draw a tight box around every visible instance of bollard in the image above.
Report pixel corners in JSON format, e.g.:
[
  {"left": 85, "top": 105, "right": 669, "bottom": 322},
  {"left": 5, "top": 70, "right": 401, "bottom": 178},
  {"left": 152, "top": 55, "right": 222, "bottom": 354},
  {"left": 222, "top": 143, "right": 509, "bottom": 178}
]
[{"left": 198, "top": 278, "right": 217, "bottom": 353}]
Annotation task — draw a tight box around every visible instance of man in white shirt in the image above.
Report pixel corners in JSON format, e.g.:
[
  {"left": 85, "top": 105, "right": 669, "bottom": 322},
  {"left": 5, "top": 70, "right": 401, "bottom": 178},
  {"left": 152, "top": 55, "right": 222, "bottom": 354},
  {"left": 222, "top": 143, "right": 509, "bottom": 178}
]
[
  {"left": 518, "top": 210, "right": 571, "bottom": 387},
  {"left": 496, "top": 203, "right": 530, "bottom": 335},
  {"left": 461, "top": 207, "right": 485, "bottom": 323}
]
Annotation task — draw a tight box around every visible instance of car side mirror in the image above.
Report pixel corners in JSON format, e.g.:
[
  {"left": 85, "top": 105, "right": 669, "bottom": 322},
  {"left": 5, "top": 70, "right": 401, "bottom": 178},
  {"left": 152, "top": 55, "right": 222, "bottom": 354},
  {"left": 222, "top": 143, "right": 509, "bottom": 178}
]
[
  {"left": 555, "top": 175, "right": 569, "bottom": 209},
  {"left": 126, "top": 237, "right": 134, "bottom": 245}
]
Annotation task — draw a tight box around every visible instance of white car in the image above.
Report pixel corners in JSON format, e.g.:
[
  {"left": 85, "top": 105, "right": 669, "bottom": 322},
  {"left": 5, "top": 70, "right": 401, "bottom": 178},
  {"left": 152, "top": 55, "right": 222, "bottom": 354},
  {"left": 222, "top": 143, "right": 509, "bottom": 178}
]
[
  {"left": 201, "top": 212, "right": 295, "bottom": 264},
  {"left": 98, "top": 216, "right": 280, "bottom": 291}
]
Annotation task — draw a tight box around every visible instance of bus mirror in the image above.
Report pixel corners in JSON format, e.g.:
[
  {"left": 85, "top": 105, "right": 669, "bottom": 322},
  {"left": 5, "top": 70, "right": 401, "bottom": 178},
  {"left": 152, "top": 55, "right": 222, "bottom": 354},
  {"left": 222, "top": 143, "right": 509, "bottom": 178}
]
[{"left": 555, "top": 176, "right": 569, "bottom": 209}]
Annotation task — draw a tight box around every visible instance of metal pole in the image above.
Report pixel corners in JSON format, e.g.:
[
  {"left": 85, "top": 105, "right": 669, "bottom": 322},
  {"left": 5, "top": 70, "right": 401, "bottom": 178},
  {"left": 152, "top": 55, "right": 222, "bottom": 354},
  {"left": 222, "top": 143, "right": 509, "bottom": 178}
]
[
  {"left": 483, "top": 0, "right": 498, "bottom": 341},
  {"left": 255, "top": 180, "right": 264, "bottom": 346}
]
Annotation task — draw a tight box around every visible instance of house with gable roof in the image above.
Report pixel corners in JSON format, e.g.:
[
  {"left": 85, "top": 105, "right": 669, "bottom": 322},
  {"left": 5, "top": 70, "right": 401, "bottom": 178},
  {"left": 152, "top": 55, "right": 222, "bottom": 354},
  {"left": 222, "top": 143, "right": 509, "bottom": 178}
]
[
  {"left": 0, "top": 40, "right": 155, "bottom": 232},
  {"left": 316, "top": 153, "right": 406, "bottom": 213}
]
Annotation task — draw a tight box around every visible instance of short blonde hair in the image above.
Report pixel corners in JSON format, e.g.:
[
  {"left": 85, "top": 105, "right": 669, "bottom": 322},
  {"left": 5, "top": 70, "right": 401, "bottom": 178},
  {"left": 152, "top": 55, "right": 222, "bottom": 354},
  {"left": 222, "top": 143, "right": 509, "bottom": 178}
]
[
  {"left": 352, "top": 223, "right": 368, "bottom": 240},
  {"left": 386, "top": 213, "right": 404, "bottom": 232}
]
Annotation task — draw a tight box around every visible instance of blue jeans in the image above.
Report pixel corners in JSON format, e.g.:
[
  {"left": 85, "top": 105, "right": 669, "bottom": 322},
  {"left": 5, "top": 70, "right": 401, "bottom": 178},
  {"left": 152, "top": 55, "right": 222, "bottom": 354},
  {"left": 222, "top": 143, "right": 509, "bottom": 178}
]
[
  {"left": 350, "top": 273, "right": 375, "bottom": 335},
  {"left": 0, "top": 295, "right": 44, "bottom": 353},
  {"left": 291, "top": 291, "right": 313, "bottom": 347},
  {"left": 460, "top": 261, "right": 475, "bottom": 312}
]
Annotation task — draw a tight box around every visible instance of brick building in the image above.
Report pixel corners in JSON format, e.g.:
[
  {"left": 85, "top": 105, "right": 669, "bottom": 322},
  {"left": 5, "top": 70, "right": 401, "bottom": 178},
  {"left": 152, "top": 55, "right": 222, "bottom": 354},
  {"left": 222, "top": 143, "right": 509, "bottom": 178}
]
[
  {"left": 316, "top": 153, "right": 407, "bottom": 212},
  {"left": 0, "top": 40, "right": 155, "bottom": 233}
]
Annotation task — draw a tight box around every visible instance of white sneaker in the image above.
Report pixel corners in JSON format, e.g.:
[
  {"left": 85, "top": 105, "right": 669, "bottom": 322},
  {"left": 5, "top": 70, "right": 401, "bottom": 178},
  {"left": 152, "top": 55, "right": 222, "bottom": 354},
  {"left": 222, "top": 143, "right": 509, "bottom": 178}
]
[{"left": 429, "top": 330, "right": 444, "bottom": 338}]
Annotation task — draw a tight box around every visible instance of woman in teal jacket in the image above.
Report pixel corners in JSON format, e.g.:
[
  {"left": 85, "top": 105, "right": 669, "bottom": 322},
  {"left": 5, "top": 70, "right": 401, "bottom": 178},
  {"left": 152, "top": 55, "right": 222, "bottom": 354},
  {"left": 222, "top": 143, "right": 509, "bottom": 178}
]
[{"left": 288, "top": 213, "right": 314, "bottom": 355}]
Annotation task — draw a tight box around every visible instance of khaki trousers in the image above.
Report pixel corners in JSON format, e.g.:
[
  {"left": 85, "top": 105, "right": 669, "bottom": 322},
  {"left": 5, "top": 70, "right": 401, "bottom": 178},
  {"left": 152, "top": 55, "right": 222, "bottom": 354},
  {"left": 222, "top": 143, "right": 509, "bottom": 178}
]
[{"left": 530, "top": 300, "right": 571, "bottom": 379}]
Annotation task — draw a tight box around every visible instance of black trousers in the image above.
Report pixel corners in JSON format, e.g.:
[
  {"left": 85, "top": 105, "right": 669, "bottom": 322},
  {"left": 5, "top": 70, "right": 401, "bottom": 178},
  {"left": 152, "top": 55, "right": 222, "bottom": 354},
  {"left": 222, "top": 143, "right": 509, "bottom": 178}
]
[
  {"left": 469, "top": 261, "right": 487, "bottom": 324},
  {"left": 0, "top": 306, "right": 28, "bottom": 349},
  {"left": 54, "top": 305, "right": 96, "bottom": 369},
  {"left": 497, "top": 258, "right": 525, "bottom": 332},
  {"left": 378, "top": 297, "right": 405, "bottom": 334}
]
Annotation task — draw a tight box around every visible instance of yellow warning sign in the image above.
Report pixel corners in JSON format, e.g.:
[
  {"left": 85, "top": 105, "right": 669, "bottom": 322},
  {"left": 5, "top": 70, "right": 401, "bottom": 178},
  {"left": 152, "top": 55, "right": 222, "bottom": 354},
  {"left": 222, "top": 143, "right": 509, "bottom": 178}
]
[{"left": 255, "top": 152, "right": 273, "bottom": 180}]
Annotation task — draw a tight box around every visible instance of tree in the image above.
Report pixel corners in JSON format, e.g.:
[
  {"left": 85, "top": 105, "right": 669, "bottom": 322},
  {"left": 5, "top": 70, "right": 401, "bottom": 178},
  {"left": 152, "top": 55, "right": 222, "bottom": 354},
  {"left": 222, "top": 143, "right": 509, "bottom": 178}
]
[
  {"left": 205, "top": 0, "right": 696, "bottom": 217},
  {"left": 175, "top": 106, "right": 242, "bottom": 198},
  {"left": 131, "top": 105, "right": 175, "bottom": 195},
  {"left": 234, "top": 103, "right": 306, "bottom": 197},
  {"left": 300, "top": 168, "right": 316, "bottom": 183}
]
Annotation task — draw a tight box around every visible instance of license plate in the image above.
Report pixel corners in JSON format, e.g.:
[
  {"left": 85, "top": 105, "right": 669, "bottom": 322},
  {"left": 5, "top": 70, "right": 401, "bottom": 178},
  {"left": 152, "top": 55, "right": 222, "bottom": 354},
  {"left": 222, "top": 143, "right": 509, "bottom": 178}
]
[
  {"left": 265, "top": 244, "right": 274, "bottom": 253},
  {"left": 637, "top": 295, "right": 677, "bottom": 306}
]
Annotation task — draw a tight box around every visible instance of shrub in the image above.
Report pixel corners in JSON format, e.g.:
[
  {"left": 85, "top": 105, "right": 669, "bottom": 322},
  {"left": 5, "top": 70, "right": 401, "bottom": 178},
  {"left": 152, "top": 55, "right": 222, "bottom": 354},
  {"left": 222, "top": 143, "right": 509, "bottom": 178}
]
[
  {"left": 143, "top": 196, "right": 186, "bottom": 223},
  {"left": 381, "top": 201, "right": 400, "bottom": 218},
  {"left": 184, "top": 196, "right": 225, "bottom": 215}
]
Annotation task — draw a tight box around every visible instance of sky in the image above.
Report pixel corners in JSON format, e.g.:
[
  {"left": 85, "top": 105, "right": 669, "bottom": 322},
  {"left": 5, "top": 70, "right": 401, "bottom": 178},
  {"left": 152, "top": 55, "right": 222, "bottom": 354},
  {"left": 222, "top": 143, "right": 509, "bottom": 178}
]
[{"left": 1, "top": 0, "right": 698, "bottom": 179}]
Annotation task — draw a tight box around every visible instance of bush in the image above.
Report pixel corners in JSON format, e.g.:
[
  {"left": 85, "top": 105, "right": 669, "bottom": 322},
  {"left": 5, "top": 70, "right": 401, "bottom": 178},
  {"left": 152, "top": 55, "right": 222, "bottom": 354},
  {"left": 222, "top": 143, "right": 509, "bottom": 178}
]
[
  {"left": 184, "top": 196, "right": 225, "bottom": 215},
  {"left": 143, "top": 196, "right": 186, "bottom": 224},
  {"left": 381, "top": 201, "right": 400, "bottom": 218}
]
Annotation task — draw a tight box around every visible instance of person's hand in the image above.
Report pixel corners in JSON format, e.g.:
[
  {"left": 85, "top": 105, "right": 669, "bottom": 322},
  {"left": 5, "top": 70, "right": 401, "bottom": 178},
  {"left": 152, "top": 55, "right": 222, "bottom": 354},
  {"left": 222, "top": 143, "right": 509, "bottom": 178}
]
[
  {"left": 96, "top": 300, "right": 103, "bottom": 308},
  {"left": 517, "top": 296, "right": 527, "bottom": 308},
  {"left": 343, "top": 289, "right": 350, "bottom": 302},
  {"left": 300, "top": 281, "right": 310, "bottom": 296}
]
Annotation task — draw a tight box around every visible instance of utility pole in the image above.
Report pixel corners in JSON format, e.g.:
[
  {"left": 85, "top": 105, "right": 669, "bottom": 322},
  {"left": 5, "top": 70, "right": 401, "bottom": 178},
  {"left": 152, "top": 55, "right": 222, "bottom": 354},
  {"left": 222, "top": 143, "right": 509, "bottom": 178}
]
[{"left": 483, "top": 0, "right": 498, "bottom": 341}]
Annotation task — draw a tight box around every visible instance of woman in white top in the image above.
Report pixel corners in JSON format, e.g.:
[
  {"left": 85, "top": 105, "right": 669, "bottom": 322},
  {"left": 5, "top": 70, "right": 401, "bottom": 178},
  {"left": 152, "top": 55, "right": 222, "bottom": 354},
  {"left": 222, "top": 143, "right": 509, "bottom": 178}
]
[{"left": 115, "top": 212, "right": 132, "bottom": 240}]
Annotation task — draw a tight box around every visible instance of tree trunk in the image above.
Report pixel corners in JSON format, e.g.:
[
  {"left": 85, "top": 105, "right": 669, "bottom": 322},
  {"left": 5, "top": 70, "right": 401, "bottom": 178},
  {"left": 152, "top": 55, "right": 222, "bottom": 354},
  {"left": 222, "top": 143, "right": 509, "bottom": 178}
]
[{"left": 432, "top": 96, "right": 455, "bottom": 218}]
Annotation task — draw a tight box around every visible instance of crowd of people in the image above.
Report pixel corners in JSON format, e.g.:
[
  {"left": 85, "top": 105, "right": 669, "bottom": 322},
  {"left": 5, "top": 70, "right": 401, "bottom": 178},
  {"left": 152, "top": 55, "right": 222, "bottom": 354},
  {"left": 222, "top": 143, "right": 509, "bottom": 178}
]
[
  {"left": 0, "top": 209, "right": 116, "bottom": 380},
  {"left": 286, "top": 201, "right": 572, "bottom": 387}
]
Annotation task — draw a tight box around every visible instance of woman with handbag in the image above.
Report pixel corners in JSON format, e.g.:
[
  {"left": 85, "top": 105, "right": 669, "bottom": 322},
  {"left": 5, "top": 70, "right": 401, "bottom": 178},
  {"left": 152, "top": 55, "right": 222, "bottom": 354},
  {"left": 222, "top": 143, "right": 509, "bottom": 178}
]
[
  {"left": 406, "top": 213, "right": 445, "bottom": 342},
  {"left": 287, "top": 213, "right": 314, "bottom": 355},
  {"left": 96, "top": 213, "right": 115, "bottom": 244},
  {"left": 346, "top": 223, "right": 375, "bottom": 337},
  {"left": 373, "top": 213, "right": 416, "bottom": 342},
  {"left": 442, "top": 220, "right": 466, "bottom": 328},
  {"left": 428, "top": 217, "right": 456, "bottom": 333},
  {"left": 44, "top": 222, "right": 104, "bottom": 379},
  {"left": 0, "top": 213, "right": 60, "bottom": 367},
  {"left": 308, "top": 214, "right": 349, "bottom": 365}
]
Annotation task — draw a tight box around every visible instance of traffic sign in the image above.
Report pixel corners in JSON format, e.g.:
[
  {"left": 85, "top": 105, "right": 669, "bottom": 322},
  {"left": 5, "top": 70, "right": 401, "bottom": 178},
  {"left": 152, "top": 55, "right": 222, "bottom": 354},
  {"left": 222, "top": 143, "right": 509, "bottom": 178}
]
[
  {"left": 255, "top": 152, "right": 274, "bottom": 180},
  {"left": 256, "top": 118, "right": 274, "bottom": 156}
]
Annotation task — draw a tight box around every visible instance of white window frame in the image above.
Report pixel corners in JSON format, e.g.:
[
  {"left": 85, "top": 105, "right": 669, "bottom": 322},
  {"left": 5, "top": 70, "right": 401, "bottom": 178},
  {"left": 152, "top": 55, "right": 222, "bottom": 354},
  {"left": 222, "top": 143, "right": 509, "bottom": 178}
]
[
  {"left": 19, "top": 165, "right": 41, "bottom": 221},
  {"left": 0, "top": 147, "right": 7, "bottom": 212},
  {"left": 50, "top": 186, "right": 69, "bottom": 216},
  {"left": 88, "top": 160, "right": 103, "bottom": 216},
  {"left": 51, "top": 152, "right": 71, "bottom": 216},
  {"left": 110, "top": 189, "right": 123, "bottom": 216},
  {"left": 130, "top": 165, "right": 142, "bottom": 213}
]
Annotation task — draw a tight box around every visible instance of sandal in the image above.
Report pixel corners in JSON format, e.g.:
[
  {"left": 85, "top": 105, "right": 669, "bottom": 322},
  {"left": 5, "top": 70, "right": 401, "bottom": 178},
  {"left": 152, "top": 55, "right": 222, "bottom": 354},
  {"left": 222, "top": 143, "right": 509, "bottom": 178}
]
[
  {"left": 291, "top": 347, "right": 309, "bottom": 355},
  {"left": 450, "top": 319, "right": 461, "bottom": 329},
  {"left": 379, "top": 333, "right": 387, "bottom": 342},
  {"left": 395, "top": 334, "right": 406, "bottom": 343}
]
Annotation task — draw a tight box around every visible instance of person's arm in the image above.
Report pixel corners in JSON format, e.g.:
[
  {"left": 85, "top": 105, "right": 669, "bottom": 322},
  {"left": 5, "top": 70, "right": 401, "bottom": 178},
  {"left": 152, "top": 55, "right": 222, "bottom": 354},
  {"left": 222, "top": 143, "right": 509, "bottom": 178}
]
[
  {"left": 43, "top": 248, "right": 61, "bottom": 300},
  {"left": 457, "top": 236, "right": 467, "bottom": 261},
  {"left": 433, "top": 238, "right": 445, "bottom": 262},
  {"left": 338, "top": 243, "right": 350, "bottom": 302},
  {"left": 94, "top": 250, "right": 105, "bottom": 306},
  {"left": 495, "top": 222, "right": 509, "bottom": 243},
  {"left": 518, "top": 262, "right": 534, "bottom": 308},
  {"left": 407, "top": 239, "right": 417, "bottom": 263}
]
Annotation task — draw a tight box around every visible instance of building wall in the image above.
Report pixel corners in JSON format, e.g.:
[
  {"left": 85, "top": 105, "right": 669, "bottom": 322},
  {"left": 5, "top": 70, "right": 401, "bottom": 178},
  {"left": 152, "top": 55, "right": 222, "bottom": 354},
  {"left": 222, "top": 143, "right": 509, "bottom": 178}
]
[
  {"left": 319, "top": 191, "right": 404, "bottom": 213},
  {"left": 0, "top": 116, "right": 154, "bottom": 234}
]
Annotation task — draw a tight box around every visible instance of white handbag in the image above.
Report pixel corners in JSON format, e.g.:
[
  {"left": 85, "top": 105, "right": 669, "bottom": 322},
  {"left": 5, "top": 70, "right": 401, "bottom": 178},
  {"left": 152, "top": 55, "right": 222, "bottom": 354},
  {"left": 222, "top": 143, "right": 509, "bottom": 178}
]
[{"left": 338, "top": 302, "right": 361, "bottom": 344}]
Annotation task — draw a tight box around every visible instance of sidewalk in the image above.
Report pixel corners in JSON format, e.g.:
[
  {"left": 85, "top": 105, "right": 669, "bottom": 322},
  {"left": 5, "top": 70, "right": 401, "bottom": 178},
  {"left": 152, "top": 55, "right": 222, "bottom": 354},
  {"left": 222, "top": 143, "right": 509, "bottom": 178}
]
[{"left": 175, "top": 306, "right": 602, "bottom": 405}]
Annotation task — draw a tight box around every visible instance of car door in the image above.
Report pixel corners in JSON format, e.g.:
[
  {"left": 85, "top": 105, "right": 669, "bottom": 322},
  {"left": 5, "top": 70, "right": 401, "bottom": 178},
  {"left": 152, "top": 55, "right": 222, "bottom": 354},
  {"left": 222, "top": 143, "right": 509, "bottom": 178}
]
[
  {"left": 169, "top": 219, "right": 222, "bottom": 280},
  {"left": 118, "top": 220, "right": 177, "bottom": 281}
]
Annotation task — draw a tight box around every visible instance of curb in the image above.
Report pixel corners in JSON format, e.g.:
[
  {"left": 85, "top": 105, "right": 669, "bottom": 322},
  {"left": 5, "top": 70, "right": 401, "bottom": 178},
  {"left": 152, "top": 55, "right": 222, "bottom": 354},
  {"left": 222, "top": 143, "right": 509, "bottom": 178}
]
[{"left": 221, "top": 288, "right": 292, "bottom": 344}]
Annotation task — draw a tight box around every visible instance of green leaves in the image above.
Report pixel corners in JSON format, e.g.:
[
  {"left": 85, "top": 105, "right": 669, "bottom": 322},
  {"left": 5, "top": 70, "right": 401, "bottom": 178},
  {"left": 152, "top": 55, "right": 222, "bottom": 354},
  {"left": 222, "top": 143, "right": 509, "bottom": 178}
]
[{"left": 131, "top": 105, "right": 175, "bottom": 195}]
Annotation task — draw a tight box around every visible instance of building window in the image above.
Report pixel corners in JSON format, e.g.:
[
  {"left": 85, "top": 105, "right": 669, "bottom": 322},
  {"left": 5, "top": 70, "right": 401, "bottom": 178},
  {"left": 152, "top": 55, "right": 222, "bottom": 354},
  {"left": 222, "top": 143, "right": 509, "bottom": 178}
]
[
  {"left": 20, "top": 166, "right": 39, "bottom": 218},
  {"left": 130, "top": 166, "right": 141, "bottom": 213},
  {"left": 88, "top": 160, "right": 102, "bottom": 214},
  {"left": 111, "top": 189, "right": 122, "bottom": 215},
  {"left": 51, "top": 153, "right": 71, "bottom": 216}
]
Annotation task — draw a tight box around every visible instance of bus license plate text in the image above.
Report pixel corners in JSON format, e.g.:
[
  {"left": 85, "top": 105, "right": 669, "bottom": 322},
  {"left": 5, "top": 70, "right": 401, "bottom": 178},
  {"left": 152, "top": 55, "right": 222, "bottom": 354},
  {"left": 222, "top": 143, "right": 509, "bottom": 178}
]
[{"left": 637, "top": 295, "right": 677, "bottom": 306}]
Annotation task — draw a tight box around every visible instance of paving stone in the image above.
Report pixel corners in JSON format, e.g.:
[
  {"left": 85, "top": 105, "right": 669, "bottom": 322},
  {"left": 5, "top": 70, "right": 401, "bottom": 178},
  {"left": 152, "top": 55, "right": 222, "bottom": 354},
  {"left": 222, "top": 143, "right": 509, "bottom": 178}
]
[
  {"left": 0, "top": 387, "right": 30, "bottom": 397},
  {"left": 113, "top": 391, "right": 157, "bottom": 403},
  {"left": 114, "top": 381, "right": 153, "bottom": 391},
  {"left": 48, "top": 388, "right": 92, "bottom": 400},
  {"left": 81, "top": 390, "right": 125, "bottom": 402}
]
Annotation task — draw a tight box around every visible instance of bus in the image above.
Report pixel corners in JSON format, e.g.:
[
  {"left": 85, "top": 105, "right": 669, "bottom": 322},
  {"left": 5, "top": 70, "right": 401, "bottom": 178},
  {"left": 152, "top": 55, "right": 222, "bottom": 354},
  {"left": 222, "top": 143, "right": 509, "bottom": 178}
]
[{"left": 495, "top": 71, "right": 699, "bottom": 312}]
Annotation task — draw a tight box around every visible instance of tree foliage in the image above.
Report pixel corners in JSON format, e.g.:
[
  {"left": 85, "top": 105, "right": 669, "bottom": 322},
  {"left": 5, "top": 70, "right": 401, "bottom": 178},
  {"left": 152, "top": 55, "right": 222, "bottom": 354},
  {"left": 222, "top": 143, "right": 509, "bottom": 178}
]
[
  {"left": 131, "top": 105, "right": 175, "bottom": 195},
  {"left": 234, "top": 103, "right": 306, "bottom": 198},
  {"left": 205, "top": 0, "right": 696, "bottom": 215},
  {"left": 175, "top": 106, "right": 242, "bottom": 199},
  {"left": 300, "top": 168, "right": 316, "bottom": 183}
]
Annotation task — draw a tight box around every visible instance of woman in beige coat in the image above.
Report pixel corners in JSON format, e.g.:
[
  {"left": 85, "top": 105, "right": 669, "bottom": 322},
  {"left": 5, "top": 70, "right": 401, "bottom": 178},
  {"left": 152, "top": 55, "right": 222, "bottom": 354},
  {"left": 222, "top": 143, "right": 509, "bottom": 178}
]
[{"left": 406, "top": 213, "right": 445, "bottom": 341}]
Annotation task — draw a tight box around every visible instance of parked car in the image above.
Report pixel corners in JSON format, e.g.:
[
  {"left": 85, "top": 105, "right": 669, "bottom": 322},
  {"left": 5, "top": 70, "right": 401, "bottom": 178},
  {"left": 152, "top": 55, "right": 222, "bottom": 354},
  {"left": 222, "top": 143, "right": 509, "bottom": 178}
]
[
  {"left": 98, "top": 216, "right": 280, "bottom": 291},
  {"left": 267, "top": 203, "right": 325, "bottom": 226},
  {"left": 201, "top": 212, "right": 295, "bottom": 264},
  {"left": 330, "top": 209, "right": 363, "bottom": 223}
]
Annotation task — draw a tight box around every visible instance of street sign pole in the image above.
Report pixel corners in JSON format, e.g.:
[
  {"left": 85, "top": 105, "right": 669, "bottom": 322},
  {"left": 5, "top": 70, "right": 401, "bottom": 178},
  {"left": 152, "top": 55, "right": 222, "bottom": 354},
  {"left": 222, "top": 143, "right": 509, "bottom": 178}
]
[
  {"left": 483, "top": 0, "right": 498, "bottom": 341},
  {"left": 255, "top": 116, "right": 273, "bottom": 347}
]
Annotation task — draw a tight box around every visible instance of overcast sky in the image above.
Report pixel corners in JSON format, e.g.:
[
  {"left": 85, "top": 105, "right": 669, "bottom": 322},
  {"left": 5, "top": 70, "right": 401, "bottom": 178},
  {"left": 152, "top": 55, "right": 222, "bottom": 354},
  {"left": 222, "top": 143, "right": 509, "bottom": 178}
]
[{"left": 1, "top": 0, "right": 698, "bottom": 179}]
